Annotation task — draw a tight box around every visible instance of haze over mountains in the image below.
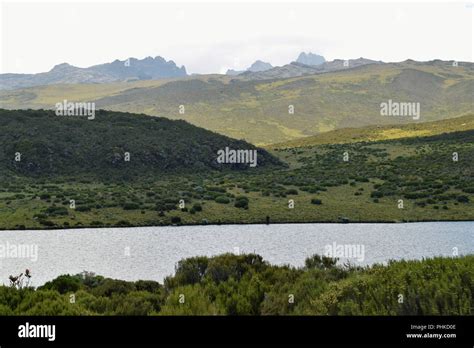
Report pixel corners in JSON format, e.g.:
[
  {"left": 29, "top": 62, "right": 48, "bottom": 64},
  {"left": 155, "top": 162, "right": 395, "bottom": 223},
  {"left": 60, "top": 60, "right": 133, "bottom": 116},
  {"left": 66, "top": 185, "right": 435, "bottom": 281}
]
[
  {"left": 0, "top": 51, "right": 338, "bottom": 89},
  {"left": 296, "top": 52, "right": 326, "bottom": 66},
  {"left": 0, "top": 56, "right": 187, "bottom": 90},
  {"left": 226, "top": 60, "right": 274, "bottom": 76}
]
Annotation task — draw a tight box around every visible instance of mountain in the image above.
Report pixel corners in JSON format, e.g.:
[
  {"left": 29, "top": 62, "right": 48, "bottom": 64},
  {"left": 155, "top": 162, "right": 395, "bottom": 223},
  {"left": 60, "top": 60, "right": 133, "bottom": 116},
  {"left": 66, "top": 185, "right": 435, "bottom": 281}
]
[
  {"left": 296, "top": 52, "right": 326, "bottom": 66},
  {"left": 0, "top": 56, "right": 187, "bottom": 90},
  {"left": 1, "top": 60, "right": 472, "bottom": 145},
  {"left": 225, "top": 69, "right": 244, "bottom": 76},
  {"left": 88, "top": 56, "right": 187, "bottom": 80},
  {"left": 0, "top": 109, "right": 280, "bottom": 178},
  {"left": 236, "top": 62, "right": 320, "bottom": 80},
  {"left": 238, "top": 57, "right": 382, "bottom": 81},
  {"left": 226, "top": 60, "right": 273, "bottom": 75},
  {"left": 247, "top": 60, "right": 273, "bottom": 72}
]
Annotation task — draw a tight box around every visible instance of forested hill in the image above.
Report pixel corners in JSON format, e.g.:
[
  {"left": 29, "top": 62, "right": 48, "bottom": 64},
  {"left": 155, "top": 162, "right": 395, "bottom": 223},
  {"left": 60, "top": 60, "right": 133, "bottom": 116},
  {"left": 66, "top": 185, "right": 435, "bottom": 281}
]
[{"left": 0, "top": 109, "right": 281, "bottom": 178}]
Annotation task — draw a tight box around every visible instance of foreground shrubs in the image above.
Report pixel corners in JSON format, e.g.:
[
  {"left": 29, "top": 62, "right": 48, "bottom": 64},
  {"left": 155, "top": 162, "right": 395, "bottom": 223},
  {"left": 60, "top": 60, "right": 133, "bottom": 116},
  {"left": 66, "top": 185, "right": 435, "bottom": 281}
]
[{"left": 0, "top": 254, "right": 471, "bottom": 315}]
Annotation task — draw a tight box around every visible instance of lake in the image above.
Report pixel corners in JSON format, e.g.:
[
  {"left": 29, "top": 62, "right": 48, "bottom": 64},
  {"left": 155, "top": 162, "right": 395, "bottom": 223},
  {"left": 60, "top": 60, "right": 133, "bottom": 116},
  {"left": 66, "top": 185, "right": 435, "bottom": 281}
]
[{"left": 0, "top": 222, "right": 473, "bottom": 286}]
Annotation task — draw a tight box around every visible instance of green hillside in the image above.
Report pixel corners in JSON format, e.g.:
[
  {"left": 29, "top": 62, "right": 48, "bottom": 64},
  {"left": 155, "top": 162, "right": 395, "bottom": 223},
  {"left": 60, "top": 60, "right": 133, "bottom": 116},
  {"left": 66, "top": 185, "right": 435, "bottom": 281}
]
[
  {"left": 0, "top": 109, "right": 280, "bottom": 179},
  {"left": 269, "top": 113, "right": 474, "bottom": 149}
]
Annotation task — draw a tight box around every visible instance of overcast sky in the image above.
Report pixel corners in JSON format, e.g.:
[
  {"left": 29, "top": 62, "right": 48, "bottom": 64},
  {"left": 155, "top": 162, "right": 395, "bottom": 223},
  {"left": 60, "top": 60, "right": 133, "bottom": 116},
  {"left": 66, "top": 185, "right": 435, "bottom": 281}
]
[{"left": 1, "top": 0, "right": 472, "bottom": 74}]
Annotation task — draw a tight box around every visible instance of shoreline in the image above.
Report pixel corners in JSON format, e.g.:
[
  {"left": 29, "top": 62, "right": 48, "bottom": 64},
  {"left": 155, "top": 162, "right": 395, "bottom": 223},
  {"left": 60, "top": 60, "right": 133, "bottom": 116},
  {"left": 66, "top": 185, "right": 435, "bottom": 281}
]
[{"left": 1, "top": 218, "right": 473, "bottom": 231}]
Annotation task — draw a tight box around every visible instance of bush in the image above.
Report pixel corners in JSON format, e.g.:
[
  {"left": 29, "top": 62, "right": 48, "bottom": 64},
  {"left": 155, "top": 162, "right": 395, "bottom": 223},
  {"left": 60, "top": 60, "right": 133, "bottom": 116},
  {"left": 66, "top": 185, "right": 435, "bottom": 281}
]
[
  {"left": 234, "top": 196, "right": 249, "bottom": 209},
  {"left": 457, "top": 195, "right": 469, "bottom": 203},
  {"left": 44, "top": 206, "right": 68, "bottom": 216},
  {"left": 192, "top": 203, "right": 202, "bottom": 212},
  {"left": 215, "top": 196, "right": 230, "bottom": 204},
  {"left": 123, "top": 202, "right": 140, "bottom": 210},
  {"left": 304, "top": 254, "right": 338, "bottom": 270},
  {"left": 38, "top": 219, "right": 55, "bottom": 227},
  {"left": 311, "top": 199, "right": 322, "bottom": 205},
  {"left": 40, "top": 275, "right": 81, "bottom": 294},
  {"left": 234, "top": 199, "right": 248, "bottom": 209},
  {"left": 171, "top": 216, "right": 181, "bottom": 224}
]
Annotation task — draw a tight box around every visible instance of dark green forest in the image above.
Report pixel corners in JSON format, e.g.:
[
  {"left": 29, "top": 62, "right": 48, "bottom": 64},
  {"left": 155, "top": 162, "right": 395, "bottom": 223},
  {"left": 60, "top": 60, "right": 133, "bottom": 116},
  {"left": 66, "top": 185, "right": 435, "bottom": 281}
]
[
  {"left": 1, "top": 254, "right": 472, "bottom": 315},
  {"left": 0, "top": 109, "right": 280, "bottom": 178}
]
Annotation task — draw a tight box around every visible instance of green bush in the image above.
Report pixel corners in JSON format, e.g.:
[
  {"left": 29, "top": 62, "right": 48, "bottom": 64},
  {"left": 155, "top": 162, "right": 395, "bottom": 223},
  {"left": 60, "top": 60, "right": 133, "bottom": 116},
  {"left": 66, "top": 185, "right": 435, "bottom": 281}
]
[{"left": 215, "top": 196, "right": 230, "bottom": 204}]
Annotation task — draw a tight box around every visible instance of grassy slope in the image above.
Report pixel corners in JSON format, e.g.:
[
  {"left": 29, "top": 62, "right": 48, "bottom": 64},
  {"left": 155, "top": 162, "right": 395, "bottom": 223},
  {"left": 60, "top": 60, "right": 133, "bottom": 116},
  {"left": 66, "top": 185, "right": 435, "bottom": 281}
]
[
  {"left": 268, "top": 113, "right": 474, "bottom": 149},
  {"left": 1, "top": 61, "right": 472, "bottom": 145}
]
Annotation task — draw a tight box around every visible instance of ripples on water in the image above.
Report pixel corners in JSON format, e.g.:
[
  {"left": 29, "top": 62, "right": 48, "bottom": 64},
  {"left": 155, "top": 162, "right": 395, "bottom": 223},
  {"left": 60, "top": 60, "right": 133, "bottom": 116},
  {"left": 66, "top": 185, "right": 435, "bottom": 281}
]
[{"left": 0, "top": 222, "right": 472, "bottom": 286}]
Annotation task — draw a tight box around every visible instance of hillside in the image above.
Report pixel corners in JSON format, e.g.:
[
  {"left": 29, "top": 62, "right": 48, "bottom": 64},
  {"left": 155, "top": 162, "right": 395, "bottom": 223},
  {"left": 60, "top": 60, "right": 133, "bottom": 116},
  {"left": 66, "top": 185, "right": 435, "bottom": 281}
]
[
  {"left": 1, "top": 60, "right": 472, "bottom": 145},
  {"left": 0, "top": 109, "right": 280, "bottom": 178},
  {"left": 269, "top": 113, "right": 474, "bottom": 149}
]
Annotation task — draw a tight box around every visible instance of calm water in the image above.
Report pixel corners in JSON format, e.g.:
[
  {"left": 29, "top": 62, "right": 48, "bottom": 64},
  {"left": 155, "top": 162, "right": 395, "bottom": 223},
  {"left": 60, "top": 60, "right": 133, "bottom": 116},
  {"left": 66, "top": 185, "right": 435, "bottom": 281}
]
[{"left": 0, "top": 222, "right": 473, "bottom": 286}]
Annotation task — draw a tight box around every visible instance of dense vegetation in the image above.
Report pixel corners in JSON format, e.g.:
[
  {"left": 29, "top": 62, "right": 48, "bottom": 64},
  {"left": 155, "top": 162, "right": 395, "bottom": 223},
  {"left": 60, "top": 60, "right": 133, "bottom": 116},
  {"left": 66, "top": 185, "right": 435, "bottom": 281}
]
[
  {"left": 0, "top": 109, "right": 280, "bottom": 178},
  {"left": 1, "top": 254, "right": 471, "bottom": 315},
  {"left": 0, "top": 111, "right": 473, "bottom": 229}
]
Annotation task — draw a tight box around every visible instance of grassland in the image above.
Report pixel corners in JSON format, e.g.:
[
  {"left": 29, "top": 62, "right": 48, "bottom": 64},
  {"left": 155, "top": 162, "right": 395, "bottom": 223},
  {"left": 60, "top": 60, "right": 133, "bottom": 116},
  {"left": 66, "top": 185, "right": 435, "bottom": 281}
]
[{"left": 270, "top": 113, "right": 474, "bottom": 148}]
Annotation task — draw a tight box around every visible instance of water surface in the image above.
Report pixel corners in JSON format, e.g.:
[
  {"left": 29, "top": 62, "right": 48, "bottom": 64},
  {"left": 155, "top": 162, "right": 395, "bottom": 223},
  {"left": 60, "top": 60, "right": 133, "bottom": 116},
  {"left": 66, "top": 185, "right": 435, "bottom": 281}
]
[{"left": 0, "top": 222, "right": 472, "bottom": 286}]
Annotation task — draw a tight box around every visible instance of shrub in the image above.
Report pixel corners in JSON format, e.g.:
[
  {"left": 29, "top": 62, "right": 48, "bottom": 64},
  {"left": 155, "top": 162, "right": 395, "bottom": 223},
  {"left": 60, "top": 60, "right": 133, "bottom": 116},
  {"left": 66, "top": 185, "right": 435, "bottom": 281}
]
[
  {"left": 234, "top": 196, "right": 249, "bottom": 209},
  {"left": 192, "top": 203, "right": 202, "bottom": 212},
  {"left": 40, "top": 275, "right": 81, "bottom": 294},
  {"left": 215, "top": 196, "right": 230, "bottom": 204},
  {"left": 123, "top": 202, "right": 140, "bottom": 210},
  {"left": 44, "top": 206, "right": 68, "bottom": 216}
]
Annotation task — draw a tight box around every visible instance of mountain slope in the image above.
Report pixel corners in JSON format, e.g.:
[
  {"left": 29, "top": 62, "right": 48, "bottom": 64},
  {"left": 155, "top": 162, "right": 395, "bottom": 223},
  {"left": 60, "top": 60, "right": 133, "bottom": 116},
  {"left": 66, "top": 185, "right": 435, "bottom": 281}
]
[
  {"left": 237, "top": 57, "right": 381, "bottom": 81},
  {"left": 269, "top": 113, "right": 474, "bottom": 148},
  {"left": 0, "top": 109, "right": 280, "bottom": 178},
  {"left": 1, "top": 60, "right": 472, "bottom": 145}
]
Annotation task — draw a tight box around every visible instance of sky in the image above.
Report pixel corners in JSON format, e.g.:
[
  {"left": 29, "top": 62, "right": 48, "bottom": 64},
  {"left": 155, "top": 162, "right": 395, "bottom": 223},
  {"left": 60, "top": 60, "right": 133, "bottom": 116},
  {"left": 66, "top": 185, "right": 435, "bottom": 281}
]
[{"left": 1, "top": 0, "right": 472, "bottom": 74}]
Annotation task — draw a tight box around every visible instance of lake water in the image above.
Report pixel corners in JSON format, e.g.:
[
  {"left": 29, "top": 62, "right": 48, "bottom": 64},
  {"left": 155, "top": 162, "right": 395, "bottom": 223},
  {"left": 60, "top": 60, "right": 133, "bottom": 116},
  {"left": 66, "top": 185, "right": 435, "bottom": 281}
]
[{"left": 0, "top": 222, "right": 473, "bottom": 286}]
